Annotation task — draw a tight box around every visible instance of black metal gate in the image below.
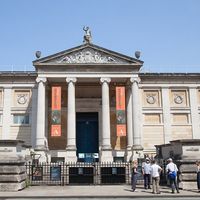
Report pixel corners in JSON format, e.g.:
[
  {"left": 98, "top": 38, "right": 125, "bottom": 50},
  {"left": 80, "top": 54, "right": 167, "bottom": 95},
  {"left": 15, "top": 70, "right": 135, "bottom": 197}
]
[{"left": 26, "top": 162, "right": 130, "bottom": 186}]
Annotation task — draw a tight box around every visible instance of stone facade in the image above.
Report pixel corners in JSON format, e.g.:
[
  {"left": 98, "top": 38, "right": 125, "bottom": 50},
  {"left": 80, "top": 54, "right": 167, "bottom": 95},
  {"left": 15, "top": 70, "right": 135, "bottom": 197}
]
[{"left": 0, "top": 41, "right": 200, "bottom": 163}]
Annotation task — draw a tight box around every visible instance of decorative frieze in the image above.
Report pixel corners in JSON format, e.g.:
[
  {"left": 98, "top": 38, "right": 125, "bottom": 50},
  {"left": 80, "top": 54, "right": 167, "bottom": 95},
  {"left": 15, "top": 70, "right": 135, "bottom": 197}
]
[{"left": 56, "top": 48, "right": 126, "bottom": 64}]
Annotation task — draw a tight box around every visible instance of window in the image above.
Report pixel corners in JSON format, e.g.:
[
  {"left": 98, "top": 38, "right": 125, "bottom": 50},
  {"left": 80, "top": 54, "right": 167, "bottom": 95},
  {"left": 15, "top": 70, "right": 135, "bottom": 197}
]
[{"left": 13, "top": 114, "right": 29, "bottom": 124}]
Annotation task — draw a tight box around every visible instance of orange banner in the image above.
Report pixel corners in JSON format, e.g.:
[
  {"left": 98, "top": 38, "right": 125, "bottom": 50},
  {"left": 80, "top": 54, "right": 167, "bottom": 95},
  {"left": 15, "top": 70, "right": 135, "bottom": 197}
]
[
  {"left": 117, "top": 125, "right": 126, "bottom": 137},
  {"left": 52, "top": 87, "right": 61, "bottom": 110},
  {"left": 51, "top": 86, "right": 61, "bottom": 137},
  {"left": 116, "top": 87, "right": 125, "bottom": 110},
  {"left": 116, "top": 87, "right": 126, "bottom": 136},
  {"left": 51, "top": 125, "right": 61, "bottom": 137}
]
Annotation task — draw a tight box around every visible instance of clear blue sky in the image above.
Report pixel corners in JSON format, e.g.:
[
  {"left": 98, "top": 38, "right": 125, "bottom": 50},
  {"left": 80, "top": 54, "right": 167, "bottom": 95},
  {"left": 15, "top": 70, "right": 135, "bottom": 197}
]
[{"left": 0, "top": 0, "right": 200, "bottom": 72}]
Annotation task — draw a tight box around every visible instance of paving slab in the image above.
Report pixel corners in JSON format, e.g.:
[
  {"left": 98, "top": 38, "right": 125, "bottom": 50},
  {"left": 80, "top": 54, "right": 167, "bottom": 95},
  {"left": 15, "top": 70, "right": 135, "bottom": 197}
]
[{"left": 0, "top": 185, "right": 199, "bottom": 198}]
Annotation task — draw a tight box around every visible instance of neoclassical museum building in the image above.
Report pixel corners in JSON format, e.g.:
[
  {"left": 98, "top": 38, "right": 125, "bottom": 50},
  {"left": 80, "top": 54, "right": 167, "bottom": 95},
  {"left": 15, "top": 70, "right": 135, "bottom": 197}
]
[{"left": 0, "top": 30, "right": 200, "bottom": 163}]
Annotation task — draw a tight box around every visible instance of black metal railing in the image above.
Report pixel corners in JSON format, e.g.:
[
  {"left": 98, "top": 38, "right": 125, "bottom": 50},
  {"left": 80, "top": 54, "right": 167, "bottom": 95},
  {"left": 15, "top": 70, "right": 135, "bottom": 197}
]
[{"left": 25, "top": 162, "right": 131, "bottom": 186}]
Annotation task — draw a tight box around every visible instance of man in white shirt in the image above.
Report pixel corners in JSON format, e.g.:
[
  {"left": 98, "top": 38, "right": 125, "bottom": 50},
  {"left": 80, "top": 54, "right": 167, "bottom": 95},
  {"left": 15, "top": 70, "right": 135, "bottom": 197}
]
[
  {"left": 142, "top": 158, "right": 151, "bottom": 189},
  {"left": 166, "top": 158, "right": 179, "bottom": 193},
  {"left": 150, "top": 160, "right": 162, "bottom": 194}
]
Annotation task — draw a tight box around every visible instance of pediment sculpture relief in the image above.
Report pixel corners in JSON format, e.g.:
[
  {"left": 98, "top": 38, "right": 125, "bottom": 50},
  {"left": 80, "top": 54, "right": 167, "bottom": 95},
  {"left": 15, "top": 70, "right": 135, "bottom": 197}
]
[{"left": 56, "top": 48, "right": 125, "bottom": 64}]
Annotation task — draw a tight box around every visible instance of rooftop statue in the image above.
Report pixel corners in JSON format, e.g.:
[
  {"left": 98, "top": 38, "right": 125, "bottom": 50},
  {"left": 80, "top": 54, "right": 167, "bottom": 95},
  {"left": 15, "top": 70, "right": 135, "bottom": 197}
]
[{"left": 83, "top": 26, "right": 92, "bottom": 44}]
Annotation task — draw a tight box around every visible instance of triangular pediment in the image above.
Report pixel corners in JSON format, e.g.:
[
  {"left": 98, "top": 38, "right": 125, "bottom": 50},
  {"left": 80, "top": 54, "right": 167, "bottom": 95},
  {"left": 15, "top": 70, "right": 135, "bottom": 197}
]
[{"left": 33, "top": 43, "right": 143, "bottom": 66}]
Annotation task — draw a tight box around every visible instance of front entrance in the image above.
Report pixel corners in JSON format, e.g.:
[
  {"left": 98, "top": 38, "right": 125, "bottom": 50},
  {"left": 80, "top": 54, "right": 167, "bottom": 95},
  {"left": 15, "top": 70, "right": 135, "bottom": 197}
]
[{"left": 76, "top": 112, "right": 99, "bottom": 162}]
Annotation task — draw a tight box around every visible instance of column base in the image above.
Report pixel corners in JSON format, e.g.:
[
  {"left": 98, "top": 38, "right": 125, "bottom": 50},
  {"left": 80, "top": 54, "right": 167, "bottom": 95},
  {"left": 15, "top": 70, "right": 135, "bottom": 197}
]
[
  {"left": 132, "top": 150, "right": 144, "bottom": 160},
  {"left": 34, "top": 149, "right": 49, "bottom": 163},
  {"left": 125, "top": 146, "right": 133, "bottom": 162},
  {"left": 125, "top": 145, "right": 144, "bottom": 161},
  {"left": 100, "top": 148, "right": 113, "bottom": 162},
  {"left": 35, "top": 145, "right": 47, "bottom": 151},
  {"left": 66, "top": 146, "right": 77, "bottom": 162},
  {"left": 132, "top": 144, "right": 143, "bottom": 151}
]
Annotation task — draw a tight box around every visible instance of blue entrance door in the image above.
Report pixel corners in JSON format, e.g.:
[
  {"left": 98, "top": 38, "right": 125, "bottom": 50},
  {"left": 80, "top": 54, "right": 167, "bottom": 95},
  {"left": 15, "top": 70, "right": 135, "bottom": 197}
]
[{"left": 76, "top": 112, "right": 99, "bottom": 162}]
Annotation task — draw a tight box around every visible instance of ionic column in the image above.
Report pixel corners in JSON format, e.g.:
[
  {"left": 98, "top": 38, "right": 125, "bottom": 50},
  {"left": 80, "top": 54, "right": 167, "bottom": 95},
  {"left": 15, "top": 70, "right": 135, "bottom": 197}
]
[
  {"left": 35, "top": 77, "right": 47, "bottom": 149},
  {"left": 126, "top": 86, "right": 134, "bottom": 161},
  {"left": 130, "top": 77, "right": 143, "bottom": 150},
  {"left": 100, "top": 78, "right": 111, "bottom": 150},
  {"left": 126, "top": 86, "right": 133, "bottom": 148},
  {"left": 66, "top": 77, "right": 77, "bottom": 150}
]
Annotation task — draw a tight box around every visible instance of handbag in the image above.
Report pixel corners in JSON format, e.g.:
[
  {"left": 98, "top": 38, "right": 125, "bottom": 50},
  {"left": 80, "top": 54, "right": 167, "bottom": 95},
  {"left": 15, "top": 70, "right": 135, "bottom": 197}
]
[
  {"left": 168, "top": 163, "right": 177, "bottom": 179},
  {"left": 168, "top": 171, "right": 176, "bottom": 179}
]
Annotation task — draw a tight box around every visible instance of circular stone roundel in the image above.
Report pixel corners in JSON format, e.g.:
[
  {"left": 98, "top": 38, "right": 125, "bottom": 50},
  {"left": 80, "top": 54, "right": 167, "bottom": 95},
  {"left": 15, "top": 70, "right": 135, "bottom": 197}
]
[
  {"left": 146, "top": 95, "right": 156, "bottom": 104},
  {"left": 174, "top": 95, "right": 183, "bottom": 104},
  {"left": 17, "top": 95, "right": 27, "bottom": 105}
]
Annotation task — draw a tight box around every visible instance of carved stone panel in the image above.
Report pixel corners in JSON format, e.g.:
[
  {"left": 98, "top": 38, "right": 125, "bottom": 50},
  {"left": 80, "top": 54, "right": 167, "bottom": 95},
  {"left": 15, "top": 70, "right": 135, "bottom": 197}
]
[
  {"left": 143, "top": 90, "right": 160, "bottom": 107},
  {"left": 172, "top": 113, "right": 189, "bottom": 124},
  {"left": 13, "top": 90, "right": 31, "bottom": 107},
  {"left": 172, "top": 126, "right": 192, "bottom": 140},
  {"left": 144, "top": 114, "right": 161, "bottom": 124},
  {"left": 53, "top": 48, "right": 127, "bottom": 64},
  {"left": 170, "top": 90, "right": 188, "bottom": 107}
]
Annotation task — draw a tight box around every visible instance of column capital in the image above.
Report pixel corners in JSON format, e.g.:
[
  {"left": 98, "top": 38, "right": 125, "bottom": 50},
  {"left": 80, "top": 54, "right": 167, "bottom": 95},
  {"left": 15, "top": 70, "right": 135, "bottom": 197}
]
[
  {"left": 130, "top": 77, "right": 140, "bottom": 84},
  {"left": 36, "top": 77, "right": 47, "bottom": 84},
  {"left": 100, "top": 77, "right": 111, "bottom": 84},
  {"left": 66, "top": 77, "right": 77, "bottom": 83},
  {"left": 161, "top": 86, "right": 170, "bottom": 89}
]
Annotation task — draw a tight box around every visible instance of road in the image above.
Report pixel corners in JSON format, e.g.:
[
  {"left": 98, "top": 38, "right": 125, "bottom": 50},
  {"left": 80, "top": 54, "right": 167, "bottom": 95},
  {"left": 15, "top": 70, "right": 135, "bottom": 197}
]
[{"left": 2, "top": 198, "right": 200, "bottom": 200}]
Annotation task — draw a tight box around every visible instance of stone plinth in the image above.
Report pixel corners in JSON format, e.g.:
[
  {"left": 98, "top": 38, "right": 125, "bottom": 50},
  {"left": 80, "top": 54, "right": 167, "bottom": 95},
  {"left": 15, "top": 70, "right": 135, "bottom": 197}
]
[
  {"left": 0, "top": 140, "right": 27, "bottom": 191},
  {"left": 0, "top": 156, "right": 26, "bottom": 191},
  {"left": 100, "top": 149, "right": 113, "bottom": 162},
  {"left": 155, "top": 139, "right": 200, "bottom": 190}
]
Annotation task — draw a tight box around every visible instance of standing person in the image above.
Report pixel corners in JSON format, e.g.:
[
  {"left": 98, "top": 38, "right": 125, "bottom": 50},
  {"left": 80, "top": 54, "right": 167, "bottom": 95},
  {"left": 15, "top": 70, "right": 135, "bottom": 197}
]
[
  {"left": 150, "top": 160, "right": 162, "bottom": 194},
  {"left": 166, "top": 158, "right": 179, "bottom": 193},
  {"left": 142, "top": 158, "right": 151, "bottom": 189},
  {"left": 131, "top": 160, "right": 139, "bottom": 192},
  {"left": 196, "top": 160, "right": 200, "bottom": 192}
]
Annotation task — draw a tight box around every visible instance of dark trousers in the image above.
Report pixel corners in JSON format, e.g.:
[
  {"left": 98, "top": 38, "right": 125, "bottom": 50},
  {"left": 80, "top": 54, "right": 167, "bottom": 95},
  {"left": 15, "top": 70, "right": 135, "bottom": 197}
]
[
  {"left": 144, "top": 174, "right": 151, "bottom": 188},
  {"left": 131, "top": 173, "right": 137, "bottom": 191},
  {"left": 169, "top": 177, "right": 179, "bottom": 193},
  {"left": 197, "top": 172, "right": 200, "bottom": 190}
]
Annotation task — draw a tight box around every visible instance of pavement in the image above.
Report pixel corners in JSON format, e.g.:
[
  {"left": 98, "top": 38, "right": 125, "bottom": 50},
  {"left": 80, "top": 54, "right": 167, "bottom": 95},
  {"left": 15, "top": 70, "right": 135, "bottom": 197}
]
[{"left": 0, "top": 185, "right": 200, "bottom": 198}]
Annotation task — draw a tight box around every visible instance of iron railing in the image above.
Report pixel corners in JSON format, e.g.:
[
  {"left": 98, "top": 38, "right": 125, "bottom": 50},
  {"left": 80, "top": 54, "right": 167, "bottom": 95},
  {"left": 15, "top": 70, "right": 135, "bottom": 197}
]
[{"left": 26, "top": 162, "right": 131, "bottom": 186}]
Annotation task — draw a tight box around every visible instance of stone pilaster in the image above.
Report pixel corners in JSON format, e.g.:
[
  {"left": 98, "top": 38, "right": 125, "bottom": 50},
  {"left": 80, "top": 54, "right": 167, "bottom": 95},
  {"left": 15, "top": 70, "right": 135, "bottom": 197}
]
[
  {"left": 66, "top": 77, "right": 77, "bottom": 162},
  {"left": 2, "top": 87, "right": 12, "bottom": 140},
  {"left": 162, "top": 87, "right": 171, "bottom": 143},
  {"left": 189, "top": 87, "right": 200, "bottom": 139},
  {"left": 31, "top": 88, "right": 37, "bottom": 148},
  {"left": 100, "top": 77, "right": 112, "bottom": 162}
]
